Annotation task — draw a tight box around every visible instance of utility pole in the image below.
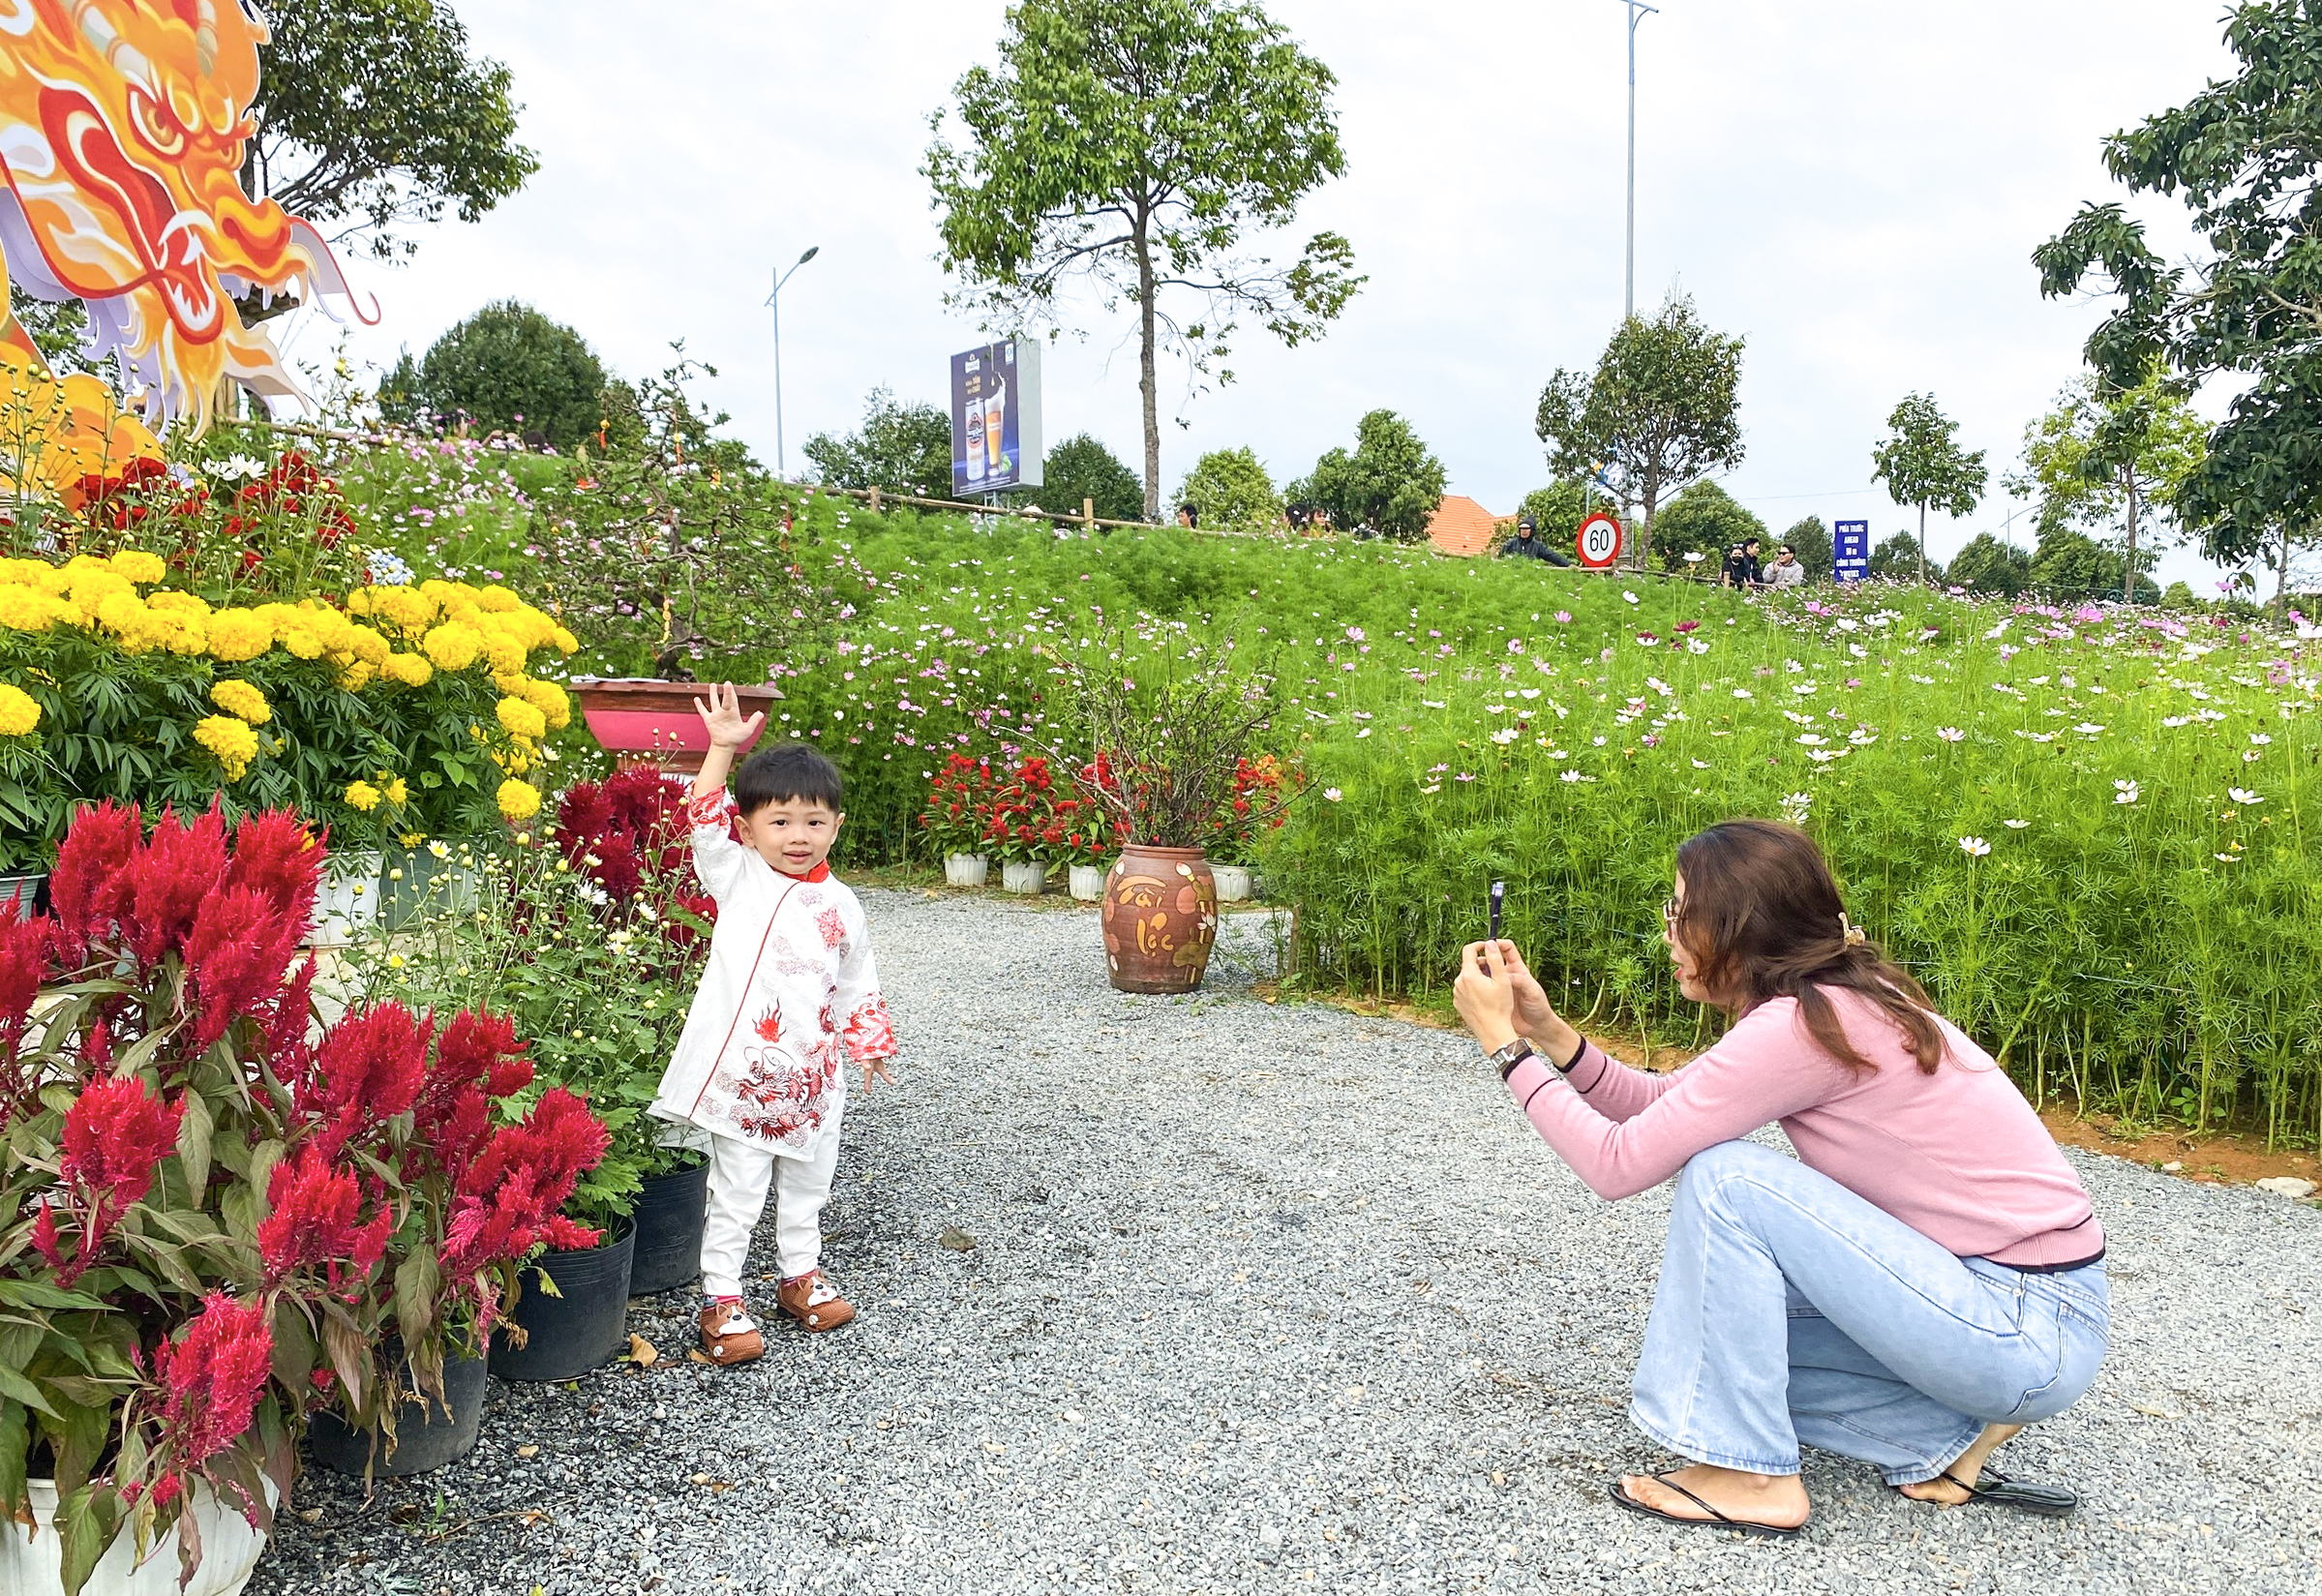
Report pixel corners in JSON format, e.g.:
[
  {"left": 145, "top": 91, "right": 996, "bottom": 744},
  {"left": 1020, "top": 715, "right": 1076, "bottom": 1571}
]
[
  {"left": 1622, "top": 1, "right": 1658, "bottom": 322},
  {"left": 765, "top": 246, "right": 820, "bottom": 478}
]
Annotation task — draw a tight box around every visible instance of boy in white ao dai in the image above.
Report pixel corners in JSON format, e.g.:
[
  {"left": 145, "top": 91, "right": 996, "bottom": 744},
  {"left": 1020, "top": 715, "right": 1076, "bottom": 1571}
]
[{"left": 648, "top": 684, "right": 898, "bottom": 1365}]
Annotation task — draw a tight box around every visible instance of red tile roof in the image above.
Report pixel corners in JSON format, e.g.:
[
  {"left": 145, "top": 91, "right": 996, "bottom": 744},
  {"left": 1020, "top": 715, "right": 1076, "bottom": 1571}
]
[{"left": 1427, "top": 495, "right": 1507, "bottom": 557}]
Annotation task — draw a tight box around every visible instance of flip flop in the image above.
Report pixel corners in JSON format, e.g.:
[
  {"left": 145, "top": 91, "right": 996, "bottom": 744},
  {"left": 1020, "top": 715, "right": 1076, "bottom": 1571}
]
[
  {"left": 1609, "top": 1472, "right": 1809, "bottom": 1540},
  {"left": 1893, "top": 1465, "right": 2078, "bottom": 1518}
]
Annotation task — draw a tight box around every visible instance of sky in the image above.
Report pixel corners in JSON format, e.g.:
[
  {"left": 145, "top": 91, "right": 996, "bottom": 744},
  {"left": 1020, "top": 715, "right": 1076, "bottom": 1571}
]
[{"left": 288, "top": 1, "right": 2247, "bottom": 588}]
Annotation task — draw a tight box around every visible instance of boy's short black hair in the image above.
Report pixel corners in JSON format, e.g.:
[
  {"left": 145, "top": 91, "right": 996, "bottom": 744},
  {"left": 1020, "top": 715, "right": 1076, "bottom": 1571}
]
[{"left": 733, "top": 742, "right": 843, "bottom": 815}]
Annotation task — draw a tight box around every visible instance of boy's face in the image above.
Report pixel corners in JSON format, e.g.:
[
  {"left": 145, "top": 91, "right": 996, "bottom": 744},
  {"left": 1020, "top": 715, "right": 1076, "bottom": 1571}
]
[{"left": 735, "top": 796, "right": 844, "bottom": 877}]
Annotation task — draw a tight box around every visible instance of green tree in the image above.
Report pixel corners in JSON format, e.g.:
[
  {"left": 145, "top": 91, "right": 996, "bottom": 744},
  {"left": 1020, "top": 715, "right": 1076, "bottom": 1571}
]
[
  {"left": 2033, "top": 1, "right": 2322, "bottom": 591},
  {"left": 1174, "top": 447, "right": 1282, "bottom": 532},
  {"left": 246, "top": 0, "right": 538, "bottom": 275},
  {"left": 1299, "top": 409, "right": 1446, "bottom": 542},
  {"left": 1868, "top": 530, "right": 1923, "bottom": 580},
  {"left": 1517, "top": 481, "right": 1592, "bottom": 547},
  {"left": 1534, "top": 293, "right": 1745, "bottom": 568},
  {"left": 1645, "top": 480, "right": 1766, "bottom": 575},
  {"left": 2005, "top": 366, "right": 2206, "bottom": 603},
  {"left": 924, "top": 0, "right": 1363, "bottom": 521},
  {"left": 801, "top": 388, "right": 953, "bottom": 500},
  {"left": 2028, "top": 526, "right": 2158, "bottom": 603},
  {"left": 1016, "top": 433, "right": 1146, "bottom": 521},
  {"left": 5, "top": 287, "right": 93, "bottom": 377},
  {"left": 1781, "top": 515, "right": 1834, "bottom": 582},
  {"left": 1870, "top": 392, "right": 1987, "bottom": 584},
  {"left": 1944, "top": 532, "right": 2032, "bottom": 595},
  {"left": 402, "top": 301, "right": 607, "bottom": 448}
]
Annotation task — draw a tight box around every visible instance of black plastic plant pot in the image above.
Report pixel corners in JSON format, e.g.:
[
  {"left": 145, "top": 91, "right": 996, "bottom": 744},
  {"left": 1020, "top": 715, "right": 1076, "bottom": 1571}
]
[
  {"left": 309, "top": 1349, "right": 488, "bottom": 1478},
  {"left": 488, "top": 1220, "right": 637, "bottom": 1382},
  {"left": 628, "top": 1156, "right": 709, "bottom": 1297}
]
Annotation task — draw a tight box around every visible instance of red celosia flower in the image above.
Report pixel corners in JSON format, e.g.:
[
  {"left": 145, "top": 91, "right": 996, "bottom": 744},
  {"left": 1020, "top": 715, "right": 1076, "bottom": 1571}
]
[
  {"left": 181, "top": 886, "right": 304, "bottom": 1054},
  {"left": 47, "top": 799, "right": 143, "bottom": 958},
  {"left": 543, "top": 1215, "right": 605, "bottom": 1250},
  {"left": 223, "top": 809, "right": 323, "bottom": 937},
  {"left": 300, "top": 1000, "right": 430, "bottom": 1157},
  {"left": 151, "top": 1293, "right": 272, "bottom": 1470},
  {"left": 0, "top": 897, "right": 48, "bottom": 1069},
  {"left": 257, "top": 1146, "right": 391, "bottom": 1286},
  {"left": 53, "top": 1076, "right": 183, "bottom": 1280},
  {"left": 122, "top": 803, "right": 229, "bottom": 966}
]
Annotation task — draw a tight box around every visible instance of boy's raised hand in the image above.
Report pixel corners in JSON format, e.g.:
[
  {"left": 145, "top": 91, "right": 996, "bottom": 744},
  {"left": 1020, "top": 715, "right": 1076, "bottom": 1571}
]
[{"left": 692, "top": 681, "right": 766, "bottom": 749}]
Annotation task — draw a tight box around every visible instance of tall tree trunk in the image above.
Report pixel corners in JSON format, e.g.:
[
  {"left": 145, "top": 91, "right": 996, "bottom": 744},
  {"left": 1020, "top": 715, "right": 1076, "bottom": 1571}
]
[
  {"left": 2124, "top": 471, "right": 2139, "bottom": 604},
  {"left": 1634, "top": 469, "right": 1659, "bottom": 570},
  {"left": 2277, "top": 524, "right": 2292, "bottom": 615},
  {"left": 1134, "top": 219, "right": 1161, "bottom": 524},
  {"left": 1916, "top": 500, "right": 1927, "bottom": 584}
]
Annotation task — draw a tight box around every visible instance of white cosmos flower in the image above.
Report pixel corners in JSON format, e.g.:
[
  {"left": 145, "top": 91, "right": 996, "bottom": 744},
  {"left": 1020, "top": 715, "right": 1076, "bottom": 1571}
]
[
  {"left": 2114, "top": 780, "right": 2139, "bottom": 804},
  {"left": 1518, "top": 688, "right": 1541, "bottom": 699},
  {"left": 1490, "top": 727, "right": 1520, "bottom": 744},
  {"left": 1959, "top": 836, "right": 1991, "bottom": 857},
  {"left": 2250, "top": 732, "right": 2274, "bottom": 745},
  {"left": 1422, "top": 700, "right": 1446, "bottom": 708},
  {"left": 1937, "top": 727, "right": 1965, "bottom": 742},
  {"left": 1795, "top": 732, "right": 1827, "bottom": 746},
  {"left": 1560, "top": 768, "right": 1593, "bottom": 783},
  {"left": 1355, "top": 727, "right": 1372, "bottom": 738},
  {"left": 1687, "top": 638, "right": 1710, "bottom": 653},
  {"left": 1323, "top": 788, "right": 1342, "bottom": 801},
  {"left": 2005, "top": 819, "right": 2030, "bottom": 828},
  {"left": 1734, "top": 688, "right": 1754, "bottom": 699},
  {"left": 2215, "top": 852, "right": 2240, "bottom": 863},
  {"left": 2228, "top": 787, "right": 2262, "bottom": 804},
  {"left": 1781, "top": 793, "right": 1812, "bottom": 823},
  {"left": 1693, "top": 759, "right": 1711, "bottom": 769},
  {"left": 2074, "top": 723, "right": 2105, "bottom": 735},
  {"left": 1622, "top": 591, "right": 1640, "bottom": 604},
  {"left": 2161, "top": 715, "right": 2189, "bottom": 727},
  {"left": 212, "top": 453, "right": 266, "bottom": 480},
  {"left": 2244, "top": 750, "right": 2263, "bottom": 764}
]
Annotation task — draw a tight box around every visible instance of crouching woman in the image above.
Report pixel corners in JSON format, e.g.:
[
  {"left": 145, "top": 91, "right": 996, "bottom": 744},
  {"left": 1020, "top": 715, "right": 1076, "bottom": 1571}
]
[{"left": 1453, "top": 820, "right": 2107, "bottom": 1538}]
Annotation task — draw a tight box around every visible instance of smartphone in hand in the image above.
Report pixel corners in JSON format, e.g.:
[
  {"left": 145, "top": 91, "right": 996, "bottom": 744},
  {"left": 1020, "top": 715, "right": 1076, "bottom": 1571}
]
[{"left": 1485, "top": 881, "right": 1505, "bottom": 971}]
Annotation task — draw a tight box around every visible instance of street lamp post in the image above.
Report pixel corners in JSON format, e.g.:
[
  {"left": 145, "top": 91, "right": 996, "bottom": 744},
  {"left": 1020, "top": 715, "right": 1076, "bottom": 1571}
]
[
  {"left": 766, "top": 246, "right": 820, "bottom": 478},
  {"left": 1621, "top": 0, "right": 1657, "bottom": 322}
]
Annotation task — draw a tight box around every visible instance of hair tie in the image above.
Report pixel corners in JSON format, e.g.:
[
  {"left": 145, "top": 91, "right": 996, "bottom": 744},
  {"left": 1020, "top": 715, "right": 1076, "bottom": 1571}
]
[{"left": 1839, "top": 913, "right": 1867, "bottom": 948}]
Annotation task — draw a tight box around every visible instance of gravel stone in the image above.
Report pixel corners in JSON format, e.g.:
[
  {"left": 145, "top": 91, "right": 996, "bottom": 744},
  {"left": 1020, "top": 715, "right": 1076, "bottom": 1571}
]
[{"left": 248, "top": 892, "right": 2322, "bottom": 1595}]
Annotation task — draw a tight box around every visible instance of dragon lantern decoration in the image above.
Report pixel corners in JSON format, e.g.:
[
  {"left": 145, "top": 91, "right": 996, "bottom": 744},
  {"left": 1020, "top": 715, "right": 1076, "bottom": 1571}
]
[{"left": 0, "top": 0, "right": 371, "bottom": 500}]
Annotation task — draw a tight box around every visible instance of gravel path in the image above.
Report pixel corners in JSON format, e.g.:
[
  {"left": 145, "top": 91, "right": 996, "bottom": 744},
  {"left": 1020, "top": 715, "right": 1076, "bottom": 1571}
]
[{"left": 251, "top": 892, "right": 2321, "bottom": 1596}]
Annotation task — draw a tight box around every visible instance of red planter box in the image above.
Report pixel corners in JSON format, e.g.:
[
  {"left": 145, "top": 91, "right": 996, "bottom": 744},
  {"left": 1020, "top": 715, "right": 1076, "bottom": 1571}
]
[{"left": 569, "top": 678, "right": 778, "bottom": 774}]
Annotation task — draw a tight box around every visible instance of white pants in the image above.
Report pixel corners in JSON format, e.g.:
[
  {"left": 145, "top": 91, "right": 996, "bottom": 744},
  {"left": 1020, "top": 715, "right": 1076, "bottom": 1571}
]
[{"left": 700, "top": 1125, "right": 841, "bottom": 1297}]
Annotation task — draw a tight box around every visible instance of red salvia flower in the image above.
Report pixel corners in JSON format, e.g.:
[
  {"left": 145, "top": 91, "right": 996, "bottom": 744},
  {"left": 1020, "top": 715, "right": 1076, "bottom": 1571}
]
[{"left": 151, "top": 1292, "right": 273, "bottom": 1471}]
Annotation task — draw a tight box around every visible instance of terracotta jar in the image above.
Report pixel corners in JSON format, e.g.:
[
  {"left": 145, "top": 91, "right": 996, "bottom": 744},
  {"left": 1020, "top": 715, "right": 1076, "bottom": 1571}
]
[{"left": 1101, "top": 844, "right": 1219, "bottom": 993}]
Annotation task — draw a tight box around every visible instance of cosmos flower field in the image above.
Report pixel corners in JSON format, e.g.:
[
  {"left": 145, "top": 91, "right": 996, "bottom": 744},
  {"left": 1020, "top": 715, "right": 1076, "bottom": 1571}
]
[{"left": 352, "top": 446, "right": 2318, "bottom": 1143}]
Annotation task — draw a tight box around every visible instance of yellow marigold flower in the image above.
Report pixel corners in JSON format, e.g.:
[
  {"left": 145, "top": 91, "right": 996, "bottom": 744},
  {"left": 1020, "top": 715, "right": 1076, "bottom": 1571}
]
[
  {"left": 496, "top": 778, "right": 542, "bottom": 821},
  {"left": 551, "top": 625, "right": 580, "bottom": 654},
  {"left": 520, "top": 677, "right": 571, "bottom": 729},
  {"left": 69, "top": 569, "right": 133, "bottom": 615},
  {"left": 206, "top": 610, "right": 273, "bottom": 663},
  {"left": 0, "top": 558, "right": 48, "bottom": 586},
  {"left": 384, "top": 776, "right": 409, "bottom": 805},
  {"left": 337, "top": 660, "right": 376, "bottom": 691},
  {"left": 32, "top": 565, "right": 73, "bottom": 596},
  {"left": 0, "top": 683, "right": 41, "bottom": 737},
  {"left": 194, "top": 714, "right": 260, "bottom": 781},
  {"left": 281, "top": 627, "right": 325, "bottom": 660},
  {"left": 382, "top": 652, "right": 434, "bottom": 687},
  {"left": 0, "top": 587, "right": 65, "bottom": 632},
  {"left": 161, "top": 615, "right": 208, "bottom": 655},
  {"left": 209, "top": 678, "right": 273, "bottom": 725},
  {"left": 146, "top": 589, "right": 211, "bottom": 617},
  {"left": 422, "top": 621, "right": 482, "bottom": 672},
  {"left": 476, "top": 584, "right": 521, "bottom": 614},
  {"left": 108, "top": 550, "right": 166, "bottom": 584},
  {"left": 480, "top": 630, "right": 526, "bottom": 676},
  {"left": 344, "top": 779, "right": 382, "bottom": 811},
  {"left": 347, "top": 624, "right": 391, "bottom": 665},
  {"left": 494, "top": 746, "right": 532, "bottom": 776},
  {"left": 497, "top": 696, "right": 549, "bottom": 742}
]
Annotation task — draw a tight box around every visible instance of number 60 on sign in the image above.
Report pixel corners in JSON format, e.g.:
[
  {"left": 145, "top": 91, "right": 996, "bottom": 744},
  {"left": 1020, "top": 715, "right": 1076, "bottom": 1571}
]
[{"left": 1576, "top": 511, "right": 1623, "bottom": 569}]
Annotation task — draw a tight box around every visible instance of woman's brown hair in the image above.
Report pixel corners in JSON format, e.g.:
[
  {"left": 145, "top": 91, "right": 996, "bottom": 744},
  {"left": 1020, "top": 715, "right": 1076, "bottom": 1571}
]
[{"left": 1671, "top": 819, "right": 1948, "bottom": 1074}]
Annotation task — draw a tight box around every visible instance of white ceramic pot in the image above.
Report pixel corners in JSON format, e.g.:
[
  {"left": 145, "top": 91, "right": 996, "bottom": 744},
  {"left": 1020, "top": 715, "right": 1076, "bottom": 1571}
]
[
  {"left": 308, "top": 848, "right": 383, "bottom": 947},
  {"left": 1210, "top": 863, "right": 1252, "bottom": 903},
  {"left": 4, "top": 1478, "right": 274, "bottom": 1596},
  {"left": 1001, "top": 860, "right": 1047, "bottom": 895},
  {"left": 943, "top": 854, "right": 989, "bottom": 888},
  {"left": 1068, "top": 863, "right": 1107, "bottom": 902}
]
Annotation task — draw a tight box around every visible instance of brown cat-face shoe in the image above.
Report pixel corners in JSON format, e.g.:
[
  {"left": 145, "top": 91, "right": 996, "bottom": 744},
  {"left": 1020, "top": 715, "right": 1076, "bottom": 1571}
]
[
  {"left": 698, "top": 1299, "right": 765, "bottom": 1365},
  {"left": 775, "top": 1270, "right": 856, "bottom": 1332}
]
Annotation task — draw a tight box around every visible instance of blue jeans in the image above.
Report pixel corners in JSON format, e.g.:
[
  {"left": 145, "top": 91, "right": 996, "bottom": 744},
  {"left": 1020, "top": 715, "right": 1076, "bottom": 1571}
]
[{"left": 1629, "top": 1141, "right": 2110, "bottom": 1485}]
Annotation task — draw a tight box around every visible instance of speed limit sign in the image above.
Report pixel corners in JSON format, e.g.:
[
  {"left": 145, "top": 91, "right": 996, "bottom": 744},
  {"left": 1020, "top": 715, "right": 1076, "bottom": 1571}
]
[{"left": 1576, "top": 511, "right": 1623, "bottom": 568}]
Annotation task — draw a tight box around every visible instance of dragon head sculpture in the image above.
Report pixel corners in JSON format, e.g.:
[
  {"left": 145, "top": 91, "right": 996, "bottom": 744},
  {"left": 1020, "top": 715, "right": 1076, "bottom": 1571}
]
[{"left": 0, "top": 0, "right": 372, "bottom": 458}]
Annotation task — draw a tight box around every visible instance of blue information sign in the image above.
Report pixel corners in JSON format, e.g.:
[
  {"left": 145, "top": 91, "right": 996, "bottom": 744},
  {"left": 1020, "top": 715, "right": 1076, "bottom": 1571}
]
[{"left": 1833, "top": 519, "right": 1871, "bottom": 584}]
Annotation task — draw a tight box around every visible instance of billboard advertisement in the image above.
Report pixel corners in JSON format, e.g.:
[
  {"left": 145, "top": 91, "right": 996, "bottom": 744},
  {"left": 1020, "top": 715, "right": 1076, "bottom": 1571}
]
[
  {"left": 1834, "top": 519, "right": 1871, "bottom": 583},
  {"left": 950, "top": 339, "right": 1044, "bottom": 496}
]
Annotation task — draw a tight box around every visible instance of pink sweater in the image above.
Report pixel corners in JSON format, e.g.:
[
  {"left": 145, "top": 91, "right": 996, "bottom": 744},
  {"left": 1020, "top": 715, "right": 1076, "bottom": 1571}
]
[{"left": 1504, "top": 989, "right": 2103, "bottom": 1268}]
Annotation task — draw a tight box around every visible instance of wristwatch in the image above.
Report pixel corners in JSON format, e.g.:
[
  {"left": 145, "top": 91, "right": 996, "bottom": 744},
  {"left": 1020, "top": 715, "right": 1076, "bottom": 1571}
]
[{"left": 1487, "top": 1037, "right": 1537, "bottom": 1080}]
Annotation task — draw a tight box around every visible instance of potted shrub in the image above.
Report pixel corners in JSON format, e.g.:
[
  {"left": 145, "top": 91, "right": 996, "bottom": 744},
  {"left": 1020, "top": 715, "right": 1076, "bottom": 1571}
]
[
  {"left": 1048, "top": 635, "right": 1292, "bottom": 993},
  {"left": 0, "top": 800, "right": 596, "bottom": 1586},
  {"left": 919, "top": 753, "right": 995, "bottom": 887},
  {"left": 989, "top": 757, "right": 1059, "bottom": 896},
  {"left": 1052, "top": 793, "right": 1113, "bottom": 902},
  {"left": 354, "top": 768, "right": 713, "bottom": 1368}
]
